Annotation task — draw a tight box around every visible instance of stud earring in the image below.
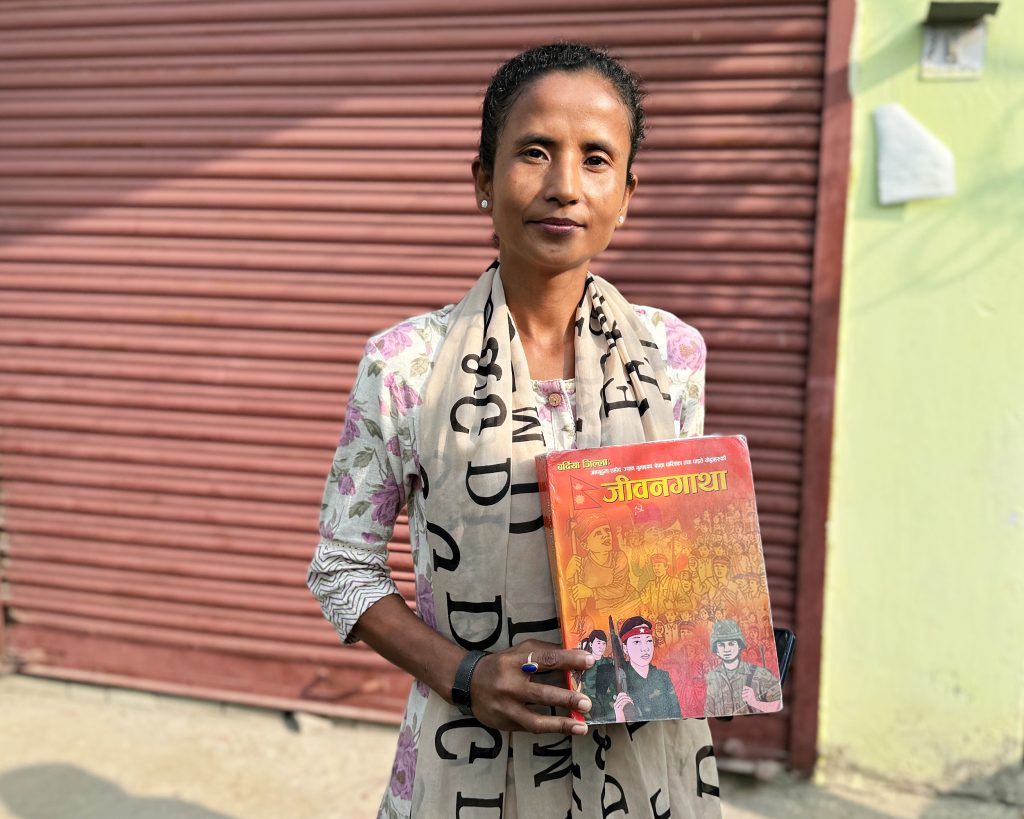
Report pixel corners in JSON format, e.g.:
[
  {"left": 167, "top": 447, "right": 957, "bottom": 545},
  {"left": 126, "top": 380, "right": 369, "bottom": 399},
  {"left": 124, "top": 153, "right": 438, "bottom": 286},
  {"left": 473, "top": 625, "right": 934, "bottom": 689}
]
[
  {"left": 617, "top": 215, "right": 625, "bottom": 224},
  {"left": 480, "top": 199, "right": 489, "bottom": 209}
]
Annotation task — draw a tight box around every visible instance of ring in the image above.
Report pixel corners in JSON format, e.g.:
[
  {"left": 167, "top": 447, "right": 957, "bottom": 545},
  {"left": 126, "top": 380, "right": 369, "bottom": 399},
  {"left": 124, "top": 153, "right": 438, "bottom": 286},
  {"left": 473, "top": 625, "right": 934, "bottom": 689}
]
[{"left": 520, "top": 652, "right": 539, "bottom": 674}]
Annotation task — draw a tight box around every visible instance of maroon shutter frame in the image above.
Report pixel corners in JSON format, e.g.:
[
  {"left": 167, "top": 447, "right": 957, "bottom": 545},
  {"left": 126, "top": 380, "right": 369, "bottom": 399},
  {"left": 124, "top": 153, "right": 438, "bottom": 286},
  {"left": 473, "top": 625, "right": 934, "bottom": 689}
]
[{"left": 0, "top": 0, "right": 829, "bottom": 763}]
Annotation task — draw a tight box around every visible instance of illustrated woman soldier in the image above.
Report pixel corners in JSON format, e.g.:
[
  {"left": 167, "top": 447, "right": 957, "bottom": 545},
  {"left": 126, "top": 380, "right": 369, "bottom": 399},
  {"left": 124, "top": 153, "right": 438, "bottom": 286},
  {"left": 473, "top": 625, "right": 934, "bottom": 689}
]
[
  {"left": 704, "top": 619, "right": 782, "bottom": 715},
  {"left": 591, "top": 615, "right": 682, "bottom": 722},
  {"left": 572, "top": 628, "right": 608, "bottom": 698}
]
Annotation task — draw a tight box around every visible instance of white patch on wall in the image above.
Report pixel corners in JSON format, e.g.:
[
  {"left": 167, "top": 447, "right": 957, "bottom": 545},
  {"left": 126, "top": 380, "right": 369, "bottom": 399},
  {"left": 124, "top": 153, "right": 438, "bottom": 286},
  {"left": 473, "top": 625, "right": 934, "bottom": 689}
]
[
  {"left": 873, "top": 104, "right": 956, "bottom": 205},
  {"left": 921, "top": 19, "right": 988, "bottom": 79}
]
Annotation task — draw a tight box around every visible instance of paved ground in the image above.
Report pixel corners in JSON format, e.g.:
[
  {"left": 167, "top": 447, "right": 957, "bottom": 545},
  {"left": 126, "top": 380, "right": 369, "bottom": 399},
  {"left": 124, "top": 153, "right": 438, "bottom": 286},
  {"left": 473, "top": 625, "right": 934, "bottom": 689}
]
[{"left": 0, "top": 675, "right": 1018, "bottom": 819}]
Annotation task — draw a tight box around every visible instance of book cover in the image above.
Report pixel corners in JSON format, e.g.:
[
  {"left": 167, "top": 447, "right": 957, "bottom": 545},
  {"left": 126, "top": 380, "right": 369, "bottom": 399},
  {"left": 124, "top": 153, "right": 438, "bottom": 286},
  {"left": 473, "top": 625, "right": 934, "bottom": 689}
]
[{"left": 535, "top": 435, "right": 783, "bottom": 724}]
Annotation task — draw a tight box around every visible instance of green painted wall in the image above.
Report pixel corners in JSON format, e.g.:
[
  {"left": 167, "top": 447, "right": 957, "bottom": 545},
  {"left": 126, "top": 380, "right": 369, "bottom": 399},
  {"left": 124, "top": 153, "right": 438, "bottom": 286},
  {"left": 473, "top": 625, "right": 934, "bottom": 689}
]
[{"left": 819, "top": 0, "right": 1024, "bottom": 790}]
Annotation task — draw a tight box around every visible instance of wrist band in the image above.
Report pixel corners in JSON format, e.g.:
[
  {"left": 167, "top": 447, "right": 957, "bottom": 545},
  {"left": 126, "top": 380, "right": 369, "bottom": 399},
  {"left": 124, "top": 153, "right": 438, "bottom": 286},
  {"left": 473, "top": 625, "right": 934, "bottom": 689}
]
[{"left": 452, "top": 649, "right": 489, "bottom": 717}]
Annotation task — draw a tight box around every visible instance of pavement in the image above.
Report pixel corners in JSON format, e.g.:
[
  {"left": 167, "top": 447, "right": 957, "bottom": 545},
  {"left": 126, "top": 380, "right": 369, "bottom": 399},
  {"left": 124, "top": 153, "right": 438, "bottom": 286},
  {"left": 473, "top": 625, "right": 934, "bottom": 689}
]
[{"left": 0, "top": 675, "right": 1019, "bottom": 819}]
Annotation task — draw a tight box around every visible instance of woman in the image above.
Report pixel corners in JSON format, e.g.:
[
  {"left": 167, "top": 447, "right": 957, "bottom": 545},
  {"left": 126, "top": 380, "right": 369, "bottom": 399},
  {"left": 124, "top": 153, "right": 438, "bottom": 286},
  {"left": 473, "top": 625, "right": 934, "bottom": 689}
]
[{"left": 308, "top": 43, "right": 718, "bottom": 818}]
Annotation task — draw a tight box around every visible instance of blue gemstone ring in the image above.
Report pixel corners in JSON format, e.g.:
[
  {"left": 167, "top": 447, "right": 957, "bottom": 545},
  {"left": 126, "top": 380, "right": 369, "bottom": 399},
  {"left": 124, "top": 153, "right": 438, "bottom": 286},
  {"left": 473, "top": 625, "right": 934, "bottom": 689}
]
[{"left": 521, "top": 652, "right": 540, "bottom": 674}]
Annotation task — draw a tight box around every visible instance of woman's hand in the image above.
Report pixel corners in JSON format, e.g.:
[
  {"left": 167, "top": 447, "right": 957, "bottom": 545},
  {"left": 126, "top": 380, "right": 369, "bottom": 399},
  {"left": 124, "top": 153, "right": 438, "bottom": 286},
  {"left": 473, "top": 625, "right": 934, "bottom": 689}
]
[
  {"left": 470, "top": 640, "right": 595, "bottom": 735},
  {"left": 350, "top": 598, "right": 597, "bottom": 735}
]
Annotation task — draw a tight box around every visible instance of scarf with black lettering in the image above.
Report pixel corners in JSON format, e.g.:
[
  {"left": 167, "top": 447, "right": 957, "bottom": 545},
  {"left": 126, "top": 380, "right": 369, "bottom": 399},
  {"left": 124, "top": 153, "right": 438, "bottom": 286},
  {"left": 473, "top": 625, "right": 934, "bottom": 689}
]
[{"left": 413, "top": 262, "right": 720, "bottom": 818}]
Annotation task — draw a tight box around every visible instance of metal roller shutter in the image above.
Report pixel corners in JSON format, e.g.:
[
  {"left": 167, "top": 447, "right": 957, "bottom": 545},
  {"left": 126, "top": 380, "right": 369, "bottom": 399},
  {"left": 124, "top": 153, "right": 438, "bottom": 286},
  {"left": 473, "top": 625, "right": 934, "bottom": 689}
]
[{"left": 0, "top": 0, "right": 827, "bottom": 762}]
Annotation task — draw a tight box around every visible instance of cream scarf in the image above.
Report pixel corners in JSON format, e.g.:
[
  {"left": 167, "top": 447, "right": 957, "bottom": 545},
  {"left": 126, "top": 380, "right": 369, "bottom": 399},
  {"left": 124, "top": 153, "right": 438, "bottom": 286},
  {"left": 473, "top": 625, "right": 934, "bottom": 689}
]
[{"left": 414, "top": 262, "right": 721, "bottom": 818}]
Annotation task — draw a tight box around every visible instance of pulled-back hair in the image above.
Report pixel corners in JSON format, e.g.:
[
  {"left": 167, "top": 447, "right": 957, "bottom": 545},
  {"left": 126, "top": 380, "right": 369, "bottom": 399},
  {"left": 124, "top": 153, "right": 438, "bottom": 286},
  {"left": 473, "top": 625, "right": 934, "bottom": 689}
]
[
  {"left": 581, "top": 629, "right": 609, "bottom": 654},
  {"left": 478, "top": 42, "right": 647, "bottom": 183}
]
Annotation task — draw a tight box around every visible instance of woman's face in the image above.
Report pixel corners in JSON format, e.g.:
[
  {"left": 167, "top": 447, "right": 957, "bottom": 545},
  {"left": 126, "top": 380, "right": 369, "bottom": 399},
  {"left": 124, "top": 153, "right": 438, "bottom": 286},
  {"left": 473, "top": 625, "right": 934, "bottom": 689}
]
[
  {"left": 590, "top": 638, "right": 607, "bottom": 658},
  {"left": 624, "top": 633, "right": 654, "bottom": 670},
  {"left": 473, "top": 70, "right": 637, "bottom": 282}
]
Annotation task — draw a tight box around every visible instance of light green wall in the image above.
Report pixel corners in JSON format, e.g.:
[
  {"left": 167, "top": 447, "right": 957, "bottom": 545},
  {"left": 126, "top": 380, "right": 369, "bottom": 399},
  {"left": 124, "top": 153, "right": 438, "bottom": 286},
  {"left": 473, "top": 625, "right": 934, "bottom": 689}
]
[{"left": 819, "top": 0, "right": 1024, "bottom": 790}]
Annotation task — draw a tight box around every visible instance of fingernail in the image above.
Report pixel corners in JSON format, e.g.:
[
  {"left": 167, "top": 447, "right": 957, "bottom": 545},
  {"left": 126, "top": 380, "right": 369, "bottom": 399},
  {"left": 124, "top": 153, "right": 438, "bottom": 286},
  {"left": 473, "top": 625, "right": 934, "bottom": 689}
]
[
  {"left": 577, "top": 696, "right": 592, "bottom": 713},
  {"left": 571, "top": 723, "right": 588, "bottom": 735},
  {"left": 585, "top": 655, "right": 596, "bottom": 667}
]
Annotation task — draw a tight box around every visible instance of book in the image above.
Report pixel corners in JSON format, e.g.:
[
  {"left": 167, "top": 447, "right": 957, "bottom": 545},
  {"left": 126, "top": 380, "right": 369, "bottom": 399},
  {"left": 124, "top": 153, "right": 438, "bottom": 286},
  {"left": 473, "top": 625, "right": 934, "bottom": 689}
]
[{"left": 535, "top": 435, "right": 783, "bottom": 724}]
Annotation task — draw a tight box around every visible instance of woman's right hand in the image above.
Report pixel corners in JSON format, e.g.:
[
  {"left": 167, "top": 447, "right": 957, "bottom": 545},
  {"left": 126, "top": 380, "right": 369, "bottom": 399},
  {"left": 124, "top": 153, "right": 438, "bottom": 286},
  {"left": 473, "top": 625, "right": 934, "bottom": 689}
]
[
  {"left": 612, "top": 692, "right": 635, "bottom": 722},
  {"left": 469, "top": 640, "right": 596, "bottom": 735}
]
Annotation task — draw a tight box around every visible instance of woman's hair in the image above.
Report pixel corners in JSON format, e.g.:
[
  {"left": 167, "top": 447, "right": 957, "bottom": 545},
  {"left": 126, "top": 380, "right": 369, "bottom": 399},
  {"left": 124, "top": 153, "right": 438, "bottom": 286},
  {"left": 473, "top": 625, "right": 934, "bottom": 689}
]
[{"left": 478, "top": 42, "right": 647, "bottom": 184}]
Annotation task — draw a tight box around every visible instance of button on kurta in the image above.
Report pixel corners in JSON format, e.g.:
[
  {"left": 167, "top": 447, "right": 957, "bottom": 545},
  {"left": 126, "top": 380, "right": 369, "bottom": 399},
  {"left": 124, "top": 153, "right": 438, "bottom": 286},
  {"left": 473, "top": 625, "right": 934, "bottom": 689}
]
[{"left": 547, "top": 393, "right": 562, "bottom": 407}]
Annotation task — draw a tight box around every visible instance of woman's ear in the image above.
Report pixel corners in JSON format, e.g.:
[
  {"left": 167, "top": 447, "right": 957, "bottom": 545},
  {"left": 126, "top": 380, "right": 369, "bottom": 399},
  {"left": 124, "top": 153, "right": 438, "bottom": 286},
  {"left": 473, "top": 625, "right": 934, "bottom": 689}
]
[
  {"left": 617, "top": 172, "right": 639, "bottom": 226},
  {"left": 471, "top": 158, "right": 493, "bottom": 212}
]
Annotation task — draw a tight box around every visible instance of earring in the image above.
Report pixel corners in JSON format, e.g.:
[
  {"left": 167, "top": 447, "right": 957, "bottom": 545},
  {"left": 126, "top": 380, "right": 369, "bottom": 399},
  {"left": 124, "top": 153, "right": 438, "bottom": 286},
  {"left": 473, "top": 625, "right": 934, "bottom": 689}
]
[
  {"left": 617, "top": 215, "right": 625, "bottom": 224},
  {"left": 480, "top": 199, "right": 489, "bottom": 209}
]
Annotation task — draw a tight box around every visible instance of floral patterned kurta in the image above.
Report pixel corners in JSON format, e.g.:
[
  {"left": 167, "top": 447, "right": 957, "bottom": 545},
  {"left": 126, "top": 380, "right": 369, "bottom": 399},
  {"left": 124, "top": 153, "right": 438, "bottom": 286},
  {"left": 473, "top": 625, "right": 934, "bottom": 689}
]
[{"left": 308, "top": 302, "right": 707, "bottom": 817}]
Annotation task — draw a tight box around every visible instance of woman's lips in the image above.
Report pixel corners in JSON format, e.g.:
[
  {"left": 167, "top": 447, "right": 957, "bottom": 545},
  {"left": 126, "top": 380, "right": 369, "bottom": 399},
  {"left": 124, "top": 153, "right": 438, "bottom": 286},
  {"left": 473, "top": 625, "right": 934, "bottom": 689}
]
[{"left": 533, "top": 217, "right": 582, "bottom": 235}]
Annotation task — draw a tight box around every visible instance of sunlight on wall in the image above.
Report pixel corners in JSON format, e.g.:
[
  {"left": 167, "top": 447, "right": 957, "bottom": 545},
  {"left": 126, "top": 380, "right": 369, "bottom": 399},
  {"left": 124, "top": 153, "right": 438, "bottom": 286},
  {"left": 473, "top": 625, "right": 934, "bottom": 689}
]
[{"left": 819, "top": 0, "right": 1024, "bottom": 790}]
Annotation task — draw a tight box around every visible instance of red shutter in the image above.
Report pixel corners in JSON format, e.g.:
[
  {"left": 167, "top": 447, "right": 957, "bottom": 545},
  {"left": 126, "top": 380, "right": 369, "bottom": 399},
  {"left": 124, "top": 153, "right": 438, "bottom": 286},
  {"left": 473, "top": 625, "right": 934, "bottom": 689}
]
[{"left": 0, "top": 0, "right": 827, "bottom": 761}]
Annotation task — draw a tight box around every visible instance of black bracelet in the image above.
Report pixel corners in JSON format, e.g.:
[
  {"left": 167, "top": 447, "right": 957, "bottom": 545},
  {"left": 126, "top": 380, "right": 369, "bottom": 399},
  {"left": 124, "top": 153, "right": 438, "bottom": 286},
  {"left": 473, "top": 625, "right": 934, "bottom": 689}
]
[{"left": 451, "top": 649, "right": 489, "bottom": 717}]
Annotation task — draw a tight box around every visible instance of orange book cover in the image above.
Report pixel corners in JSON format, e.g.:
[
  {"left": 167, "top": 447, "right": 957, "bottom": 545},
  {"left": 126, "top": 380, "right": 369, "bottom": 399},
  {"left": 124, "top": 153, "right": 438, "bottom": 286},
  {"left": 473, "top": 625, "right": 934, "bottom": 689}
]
[{"left": 535, "top": 435, "right": 783, "bottom": 724}]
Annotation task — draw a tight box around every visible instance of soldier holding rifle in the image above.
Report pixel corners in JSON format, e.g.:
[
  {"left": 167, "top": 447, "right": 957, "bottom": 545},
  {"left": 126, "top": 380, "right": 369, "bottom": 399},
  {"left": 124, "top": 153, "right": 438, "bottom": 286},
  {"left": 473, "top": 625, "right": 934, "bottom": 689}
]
[{"left": 589, "top": 615, "right": 683, "bottom": 722}]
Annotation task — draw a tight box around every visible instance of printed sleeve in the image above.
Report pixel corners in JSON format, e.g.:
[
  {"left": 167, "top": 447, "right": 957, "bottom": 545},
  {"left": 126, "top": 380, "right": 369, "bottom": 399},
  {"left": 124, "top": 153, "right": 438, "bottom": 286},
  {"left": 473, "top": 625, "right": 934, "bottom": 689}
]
[
  {"left": 661, "top": 313, "right": 707, "bottom": 438},
  {"left": 755, "top": 666, "right": 784, "bottom": 703},
  {"left": 635, "top": 306, "right": 707, "bottom": 438},
  {"left": 307, "top": 340, "right": 420, "bottom": 644}
]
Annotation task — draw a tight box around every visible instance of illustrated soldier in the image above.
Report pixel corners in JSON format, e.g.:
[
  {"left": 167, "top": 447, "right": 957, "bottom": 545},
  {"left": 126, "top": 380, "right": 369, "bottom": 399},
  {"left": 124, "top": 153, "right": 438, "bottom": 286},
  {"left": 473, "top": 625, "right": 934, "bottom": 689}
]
[
  {"left": 608, "top": 616, "right": 682, "bottom": 722},
  {"left": 705, "top": 556, "right": 740, "bottom": 609},
  {"left": 641, "top": 554, "right": 687, "bottom": 620},
  {"left": 704, "top": 619, "right": 782, "bottom": 716}
]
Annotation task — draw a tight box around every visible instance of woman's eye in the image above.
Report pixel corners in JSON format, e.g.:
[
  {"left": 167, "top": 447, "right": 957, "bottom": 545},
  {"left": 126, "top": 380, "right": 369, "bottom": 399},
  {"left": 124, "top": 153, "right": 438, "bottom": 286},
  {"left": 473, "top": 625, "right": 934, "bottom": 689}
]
[{"left": 523, "top": 147, "right": 547, "bottom": 159}]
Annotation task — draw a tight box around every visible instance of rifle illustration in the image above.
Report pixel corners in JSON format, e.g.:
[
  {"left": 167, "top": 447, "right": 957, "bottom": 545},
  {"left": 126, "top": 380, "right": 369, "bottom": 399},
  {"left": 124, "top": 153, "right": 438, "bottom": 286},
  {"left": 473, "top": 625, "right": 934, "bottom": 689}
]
[{"left": 608, "top": 615, "right": 639, "bottom": 722}]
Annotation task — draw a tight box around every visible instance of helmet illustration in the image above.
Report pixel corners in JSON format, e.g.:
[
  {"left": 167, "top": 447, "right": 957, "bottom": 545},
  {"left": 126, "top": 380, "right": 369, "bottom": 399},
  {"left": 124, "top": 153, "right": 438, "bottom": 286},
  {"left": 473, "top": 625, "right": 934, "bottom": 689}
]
[{"left": 709, "top": 619, "right": 747, "bottom": 652}]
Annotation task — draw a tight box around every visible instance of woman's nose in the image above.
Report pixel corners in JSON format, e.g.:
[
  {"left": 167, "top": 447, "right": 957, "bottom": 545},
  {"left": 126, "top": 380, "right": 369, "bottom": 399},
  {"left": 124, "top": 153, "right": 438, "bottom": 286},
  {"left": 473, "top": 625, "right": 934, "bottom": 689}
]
[{"left": 545, "top": 155, "right": 580, "bottom": 204}]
